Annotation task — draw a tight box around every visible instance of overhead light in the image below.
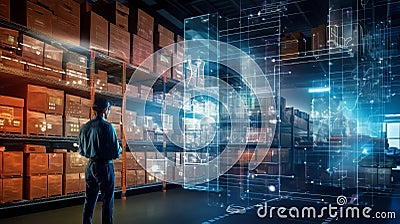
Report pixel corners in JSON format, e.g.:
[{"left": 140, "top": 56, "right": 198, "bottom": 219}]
[{"left": 308, "top": 87, "right": 330, "bottom": 93}]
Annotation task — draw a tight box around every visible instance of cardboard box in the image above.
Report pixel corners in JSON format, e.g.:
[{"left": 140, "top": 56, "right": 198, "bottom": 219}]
[
  {"left": 80, "top": 97, "right": 91, "bottom": 119},
  {"left": 27, "top": 110, "right": 46, "bottom": 135},
  {"left": 112, "top": 123, "right": 121, "bottom": 140},
  {"left": 0, "top": 179, "right": 2, "bottom": 203},
  {"left": 126, "top": 85, "right": 139, "bottom": 98},
  {"left": 109, "top": 23, "right": 130, "bottom": 62},
  {"left": 79, "top": 172, "right": 85, "bottom": 192},
  {"left": 63, "top": 52, "right": 87, "bottom": 69},
  {"left": 25, "top": 85, "right": 48, "bottom": 113},
  {"left": 107, "top": 83, "right": 122, "bottom": 95},
  {"left": 22, "top": 144, "right": 46, "bottom": 153},
  {"left": 114, "top": 158, "right": 122, "bottom": 171},
  {"left": 312, "top": 25, "right": 327, "bottom": 51},
  {"left": 12, "top": 1, "right": 52, "bottom": 36},
  {"left": 24, "top": 175, "right": 47, "bottom": 200},
  {"left": 114, "top": 170, "right": 121, "bottom": 188},
  {"left": 64, "top": 116, "right": 79, "bottom": 137},
  {"left": 65, "top": 94, "right": 81, "bottom": 117},
  {"left": 47, "top": 88, "right": 64, "bottom": 115},
  {"left": 281, "top": 32, "right": 305, "bottom": 60},
  {"left": 116, "top": 10, "right": 128, "bottom": 31},
  {"left": 0, "top": 95, "right": 24, "bottom": 134},
  {"left": 65, "top": 68, "right": 88, "bottom": 86},
  {"left": 62, "top": 173, "right": 80, "bottom": 194},
  {"left": 46, "top": 114, "right": 62, "bottom": 136},
  {"left": 24, "top": 153, "right": 48, "bottom": 176},
  {"left": 1, "top": 177, "right": 23, "bottom": 203},
  {"left": 48, "top": 153, "right": 63, "bottom": 174},
  {"left": 158, "top": 24, "right": 174, "bottom": 48},
  {"left": 94, "top": 70, "right": 107, "bottom": 91},
  {"left": 136, "top": 169, "right": 145, "bottom": 185},
  {"left": 64, "top": 152, "right": 87, "bottom": 174},
  {"left": 131, "top": 34, "right": 153, "bottom": 72},
  {"left": 53, "top": 0, "right": 80, "bottom": 25},
  {"left": 43, "top": 43, "right": 63, "bottom": 70},
  {"left": 140, "top": 85, "right": 153, "bottom": 101},
  {"left": 2, "top": 152, "right": 23, "bottom": 178},
  {"left": 0, "top": 27, "right": 18, "bottom": 48},
  {"left": 52, "top": 15, "right": 80, "bottom": 46},
  {"left": 0, "top": 0, "right": 10, "bottom": 20},
  {"left": 156, "top": 49, "right": 172, "bottom": 79},
  {"left": 126, "top": 169, "right": 136, "bottom": 186},
  {"left": 137, "top": 9, "right": 153, "bottom": 42},
  {"left": 21, "top": 34, "right": 44, "bottom": 65},
  {"left": 81, "top": 11, "right": 109, "bottom": 54},
  {"left": 133, "top": 126, "right": 143, "bottom": 140},
  {"left": 108, "top": 106, "right": 121, "bottom": 124},
  {"left": 47, "top": 174, "right": 62, "bottom": 197},
  {"left": 126, "top": 152, "right": 140, "bottom": 170}
]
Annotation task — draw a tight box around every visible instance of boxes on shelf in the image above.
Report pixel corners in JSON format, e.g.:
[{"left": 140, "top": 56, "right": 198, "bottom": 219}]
[
  {"left": 1, "top": 177, "right": 23, "bottom": 203},
  {"left": 0, "top": 95, "right": 24, "bottom": 134},
  {"left": 64, "top": 152, "right": 87, "bottom": 174},
  {"left": 64, "top": 116, "right": 80, "bottom": 137},
  {"left": 63, "top": 52, "right": 87, "bottom": 71},
  {"left": 108, "top": 83, "right": 122, "bottom": 95},
  {"left": 43, "top": 43, "right": 63, "bottom": 70},
  {"left": 24, "top": 175, "right": 47, "bottom": 200},
  {"left": 109, "top": 23, "right": 130, "bottom": 63},
  {"left": 133, "top": 126, "right": 143, "bottom": 140},
  {"left": 94, "top": 70, "right": 108, "bottom": 91},
  {"left": 11, "top": 0, "right": 52, "bottom": 36},
  {"left": 131, "top": 34, "right": 153, "bottom": 72},
  {"left": 136, "top": 9, "right": 153, "bottom": 42},
  {"left": 21, "top": 34, "right": 44, "bottom": 65},
  {"left": 113, "top": 158, "right": 122, "bottom": 171},
  {"left": 45, "top": 114, "right": 62, "bottom": 136},
  {"left": 65, "top": 94, "right": 81, "bottom": 117},
  {"left": 47, "top": 88, "right": 64, "bottom": 115},
  {"left": 1, "top": 151, "right": 23, "bottom": 178},
  {"left": 0, "top": 27, "right": 18, "bottom": 49},
  {"left": 173, "top": 45, "right": 184, "bottom": 81},
  {"left": 112, "top": 123, "right": 121, "bottom": 140},
  {"left": 65, "top": 66, "right": 88, "bottom": 86},
  {"left": 80, "top": 98, "right": 91, "bottom": 119},
  {"left": 126, "top": 152, "right": 141, "bottom": 170},
  {"left": 81, "top": 11, "right": 109, "bottom": 55},
  {"left": 47, "top": 174, "right": 62, "bottom": 197},
  {"left": 312, "top": 25, "right": 327, "bottom": 51},
  {"left": 0, "top": 0, "right": 10, "bottom": 20},
  {"left": 156, "top": 49, "right": 172, "bottom": 79},
  {"left": 52, "top": 0, "right": 80, "bottom": 27},
  {"left": 62, "top": 173, "right": 80, "bottom": 194},
  {"left": 48, "top": 153, "right": 63, "bottom": 174},
  {"left": 90, "top": 1, "right": 129, "bottom": 31},
  {"left": 157, "top": 24, "right": 174, "bottom": 49},
  {"left": 27, "top": 110, "right": 46, "bottom": 135},
  {"left": 126, "top": 84, "right": 138, "bottom": 98},
  {"left": 24, "top": 152, "right": 48, "bottom": 176},
  {"left": 108, "top": 106, "right": 121, "bottom": 124},
  {"left": 136, "top": 169, "right": 145, "bottom": 185},
  {"left": 52, "top": 15, "right": 80, "bottom": 46},
  {"left": 140, "top": 85, "right": 153, "bottom": 101}
]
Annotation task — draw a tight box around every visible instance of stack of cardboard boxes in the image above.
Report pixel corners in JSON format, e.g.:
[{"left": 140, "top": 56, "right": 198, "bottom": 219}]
[
  {"left": 65, "top": 94, "right": 91, "bottom": 137},
  {"left": 0, "top": 150, "right": 23, "bottom": 203},
  {"left": 23, "top": 144, "right": 48, "bottom": 200},
  {"left": 0, "top": 95, "right": 24, "bottom": 134}
]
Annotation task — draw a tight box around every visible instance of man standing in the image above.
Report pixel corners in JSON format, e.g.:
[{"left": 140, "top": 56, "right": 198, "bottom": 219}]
[{"left": 79, "top": 97, "right": 122, "bottom": 224}]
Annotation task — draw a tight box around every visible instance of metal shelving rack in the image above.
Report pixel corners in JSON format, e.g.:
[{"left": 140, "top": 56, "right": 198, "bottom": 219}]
[{"left": 0, "top": 13, "right": 181, "bottom": 208}]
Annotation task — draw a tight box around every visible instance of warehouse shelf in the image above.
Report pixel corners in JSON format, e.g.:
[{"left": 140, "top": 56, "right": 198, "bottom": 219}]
[{"left": 0, "top": 133, "right": 78, "bottom": 143}]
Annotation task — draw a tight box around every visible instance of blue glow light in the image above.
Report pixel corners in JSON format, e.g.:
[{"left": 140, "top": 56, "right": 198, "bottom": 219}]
[{"left": 308, "top": 87, "right": 331, "bottom": 93}]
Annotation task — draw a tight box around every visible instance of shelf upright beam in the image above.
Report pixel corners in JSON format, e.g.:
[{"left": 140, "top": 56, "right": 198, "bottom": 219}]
[
  {"left": 90, "top": 51, "right": 96, "bottom": 118},
  {"left": 121, "top": 62, "right": 127, "bottom": 200},
  {"left": 162, "top": 72, "right": 167, "bottom": 193}
]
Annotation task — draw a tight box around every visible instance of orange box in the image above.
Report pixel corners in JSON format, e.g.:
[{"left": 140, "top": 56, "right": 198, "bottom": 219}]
[
  {"left": 12, "top": 1, "right": 52, "bottom": 36},
  {"left": 80, "top": 98, "right": 91, "bottom": 119},
  {"left": 65, "top": 116, "right": 79, "bottom": 137},
  {"left": 79, "top": 172, "right": 85, "bottom": 192},
  {"left": 107, "top": 83, "right": 122, "bottom": 95},
  {"left": 0, "top": 95, "right": 24, "bottom": 134},
  {"left": 126, "top": 152, "right": 140, "bottom": 170},
  {"left": 27, "top": 110, "right": 46, "bottom": 135},
  {"left": 131, "top": 34, "right": 153, "bottom": 72},
  {"left": 44, "top": 43, "right": 63, "bottom": 70},
  {"left": 114, "top": 158, "right": 122, "bottom": 171},
  {"left": 81, "top": 11, "right": 109, "bottom": 54},
  {"left": 64, "top": 152, "right": 87, "bottom": 174},
  {"left": 2, "top": 151, "right": 23, "bottom": 178},
  {"left": 107, "top": 106, "right": 121, "bottom": 124},
  {"left": 22, "top": 34, "right": 44, "bottom": 65},
  {"left": 47, "top": 174, "right": 62, "bottom": 197},
  {"left": 48, "top": 153, "right": 63, "bottom": 174},
  {"left": 65, "top": 94, "right": 81, "bottom": 117},
  {"left": 46, "top": 114, "right": 62, "bottom": 136},
  {"left": 24, "top": 175, "right": 47, "bottom": 200},
  {"left": 114, "top": 170, "right": 121, "bottom": 188},
  {"left": 0, "top": 27, "right": 18, "bottom": 48},
  {"left": 126, "top": 169, "right": 136, "bottom": 186},
  {"left": 53, "top": 0, "right": 80, "bottom": 26},
  {"left": 136, "top": 169, "right": 145, "bottom": 185},
  {"left": 0, "top": 0, "right": 10, "bottom": 20},
  {"left": 26, "top": 84, "right": 48, "bottom": 113},
  {"left": 0, "top": 179, "right": 2, "bottom": 203},
  {"left": 116, "top": 10, "right": 128, "bottom": 31},
  {"left": 23, "top": 144, "right": 46, "bottom": 153},
  {"left": 47, "top": 88, "right": 64, "bottom": 115},
  {"left": 109, "top": 23, "right": 130, "bottom": 62},
  {"left": 63, "top": 173, "right": 80, "bottom": 194},
  {"left": 24, "top": 153, "right": 48, "bottom": 176},
  {"left": 156, "top": 49, "right": 172, "bottom": 79},
  {"left": 52, "top": 15, "right": 80, "bottom": 46},
  {"left": 137, "top": 9, "right": 154, "bottom": 42},
  {"left": 2, "top": 177, "right": 23, "bottom": 203}
]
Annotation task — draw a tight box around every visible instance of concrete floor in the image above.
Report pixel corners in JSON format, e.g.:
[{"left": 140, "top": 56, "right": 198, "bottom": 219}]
[{"left": 0, "top": 187, "right": 399, "bottom": 224}]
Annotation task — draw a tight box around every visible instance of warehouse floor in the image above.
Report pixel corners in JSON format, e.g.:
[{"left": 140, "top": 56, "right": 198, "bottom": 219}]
[{"left": 1, "top": 186, "right": 400, "bottom": 224}]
